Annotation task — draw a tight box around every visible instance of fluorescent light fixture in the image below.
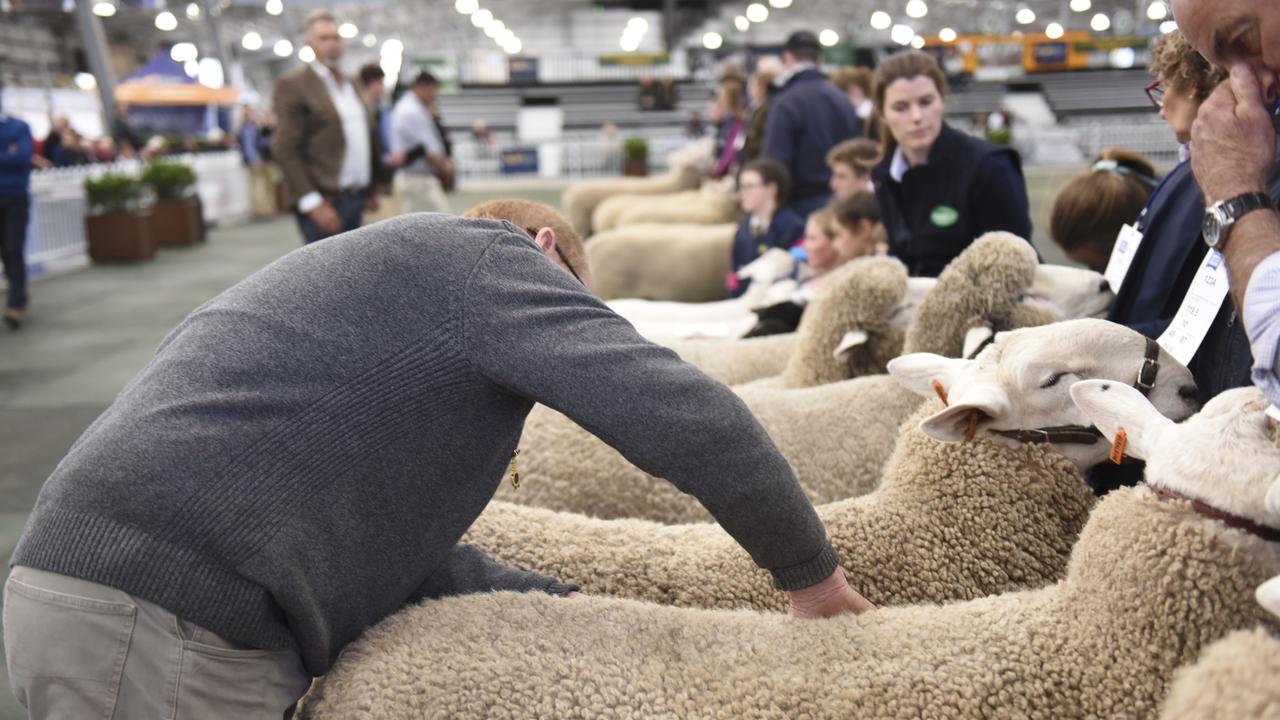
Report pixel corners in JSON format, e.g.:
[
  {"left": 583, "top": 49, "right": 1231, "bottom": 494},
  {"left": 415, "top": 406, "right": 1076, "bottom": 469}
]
[
  {"left": 338, "top": 23, "right": 358, "bottom": 39},
  {"left": 870, "top": 11, "right": 892, "bottom": 30},
  {"left": 1016, "top": 7, "right": 1035, "bottom": 24},
  {"left": 1045, "top": 22, "right": 1064, "bottom": 39},
  {"left": 819, "top": 29, "right": 839, "bottom": 46},
  {"left": 264, "top": 0, "right": 282, "bottom": 15},
  {"left": 1090, "top": 12, "right": 1110, "bottom": 30},
  {"left": 938, "top": 27, "right": 957, "bottom": 42},
  {"left": 273, "top": 39, "right": 293, "bottom": 57},
  {"left": 890, "top": 23, "right": 914, "bottom": 45},
  {"left": 92, "top": 1, "right": 115, "bottom": 17},
  {"left": 734, "top": 15, "right": 750, "bottom": 31},
  {"left": 241, "top": 31, "right": 263, "bottom": 50},
  {"left": 905, "top": 0, "right": 928, "bottom": 19},
  {"left": 703, "top": 31, "right": 724, "bottom": 49},
  {"left": 155, "top": 11, "right": 177, "bottom": 30},
  {"left": 746, "top": 3, "right": 768, "bottom": 22}
]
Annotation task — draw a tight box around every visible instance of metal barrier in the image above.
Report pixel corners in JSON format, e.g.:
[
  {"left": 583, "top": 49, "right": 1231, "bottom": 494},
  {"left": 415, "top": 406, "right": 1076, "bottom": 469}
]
[
  {"left": 1064, "top": 116, "right": 1182, "bottom": 166},
  {"left": 24, "top": 151, "right": 250, "bottom": 279},
  {"left": 452, "top": 129, "right": 695, "bottom": 186}
]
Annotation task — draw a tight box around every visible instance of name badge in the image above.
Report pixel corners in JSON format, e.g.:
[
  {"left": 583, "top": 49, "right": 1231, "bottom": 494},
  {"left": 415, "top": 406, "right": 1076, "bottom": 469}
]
[
  {"left": 1157, "top": 250, "right": 1230, "bottom": 366},
  {"left": 1103, "top": 223, "right": 1144, "bottom": 293}
]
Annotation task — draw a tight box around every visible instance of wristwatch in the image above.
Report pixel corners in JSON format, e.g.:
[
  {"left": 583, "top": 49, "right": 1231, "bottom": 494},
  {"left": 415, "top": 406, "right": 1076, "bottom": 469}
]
[{"left": 1203, "top": 192, "right": 1274, "bottom": 251}]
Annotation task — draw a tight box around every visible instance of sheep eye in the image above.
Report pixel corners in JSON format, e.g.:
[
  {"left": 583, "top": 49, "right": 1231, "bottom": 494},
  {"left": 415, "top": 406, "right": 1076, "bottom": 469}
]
[{"left": 1040, "top": 373, "right": 1066, "bottom": 389}]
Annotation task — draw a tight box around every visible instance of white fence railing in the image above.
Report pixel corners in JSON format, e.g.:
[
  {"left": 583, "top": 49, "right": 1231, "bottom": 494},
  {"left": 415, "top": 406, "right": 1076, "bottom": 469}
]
[
  {"left": 1063, "top": 116, "right": 1182, "bottom": 166},
  {"left": 452, "top": 129, "right": 702, "bottom": 185},
  {"left": 26, "top": 151, "right": 250, "bottom": 279}
]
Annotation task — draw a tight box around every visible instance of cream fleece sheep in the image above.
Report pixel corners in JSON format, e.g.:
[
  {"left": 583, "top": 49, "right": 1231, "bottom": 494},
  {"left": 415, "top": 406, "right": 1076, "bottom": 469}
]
[
  {"left": 592, "top": 183, "right": 739, "bottom": 233},
  {"left": 305, "top": 491, "right": 1278, "bottom": 720},
  {"left": 1158, "top": 629, "right": 1280, "bottom": 720},
  {"left": 561, "top": 140, "right": 713, "bottom": 236},
  {"left": 666, "top": 332, "right": 796, "bottom": 386},
  {"left": 588, "top": 222, "right": 736, "bottom": 302},
  {"left": 297, "top": 389, "right": 1280, "bottom": 720}
]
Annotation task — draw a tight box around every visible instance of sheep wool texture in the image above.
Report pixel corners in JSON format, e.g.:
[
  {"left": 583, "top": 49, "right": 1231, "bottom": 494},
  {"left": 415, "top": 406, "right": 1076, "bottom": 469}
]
[
  {"left": 477, "top": 399, "right": 1095, "bottom": 607},
  {"left": 562, "top": 163, "right": 704, "bottom": 236},
  {"left": 299, "top": 488, "right": 1280, "bottom": 720},
  {"left": 588, "top": 222, "right": 736, "bottom": 302},
  {"left": 491, "top": 373, "right": 920, "bottom": 523},
  {"left": 1159, "top": 628, "right": 1280, "bottom": 720},
  {"left": 667, "top": 332, "right": 796, "bottom": 386},
  {"left": 902, "top": 230, "right": 1045, "bottom": 356},
  {"left": 592, "top": 185, "right": 740, "bottom": 233}
]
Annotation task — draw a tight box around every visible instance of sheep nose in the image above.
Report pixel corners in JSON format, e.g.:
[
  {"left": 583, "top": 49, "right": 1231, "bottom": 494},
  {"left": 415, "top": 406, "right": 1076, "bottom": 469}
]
[
  {"left": 1178, "top": 384, "right": 1198, "bottom": 401},
  {"left": 1099, "top": 279, "right": 1112, "bottom": 294}
]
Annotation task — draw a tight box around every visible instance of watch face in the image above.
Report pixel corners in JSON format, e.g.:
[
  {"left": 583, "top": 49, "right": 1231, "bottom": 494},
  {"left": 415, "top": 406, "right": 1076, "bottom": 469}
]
[{"left": 1203, "top": 211, "right": 1222, "bottom": 249}]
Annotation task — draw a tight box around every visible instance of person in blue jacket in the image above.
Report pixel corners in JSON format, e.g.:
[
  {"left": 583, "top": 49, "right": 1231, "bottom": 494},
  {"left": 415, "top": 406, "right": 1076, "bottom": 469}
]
[
  {"left": 761, "top": 31, "right": 861, "bottom": 218},
  {"left": 727, "top": 158, "right": 805, "bottom": 298},
  {"left": 870, "top": 51, "right": 1033, "bottom": 278},
  {"left": 0, "top": 98, "right": 34, "bottom": 330}
]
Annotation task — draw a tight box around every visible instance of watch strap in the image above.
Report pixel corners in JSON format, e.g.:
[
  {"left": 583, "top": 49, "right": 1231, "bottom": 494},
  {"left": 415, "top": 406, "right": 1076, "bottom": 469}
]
[{"left": 1221, "top": 192, "right": 1273, "bottom": 222}]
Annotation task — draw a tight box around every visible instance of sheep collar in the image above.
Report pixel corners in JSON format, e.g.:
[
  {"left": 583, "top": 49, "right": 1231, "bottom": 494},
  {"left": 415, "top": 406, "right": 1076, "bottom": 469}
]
[{"left": 1150, "top": 485, "right": 1280, "bottom": 544}]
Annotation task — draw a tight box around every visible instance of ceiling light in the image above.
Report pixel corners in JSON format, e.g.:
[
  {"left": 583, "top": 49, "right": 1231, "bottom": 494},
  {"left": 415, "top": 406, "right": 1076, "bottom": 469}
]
[
  {"left": 620, "top": 35, "right": 641, "bottom": 51},
  {"left": 734, "top": 15, "right": 749, "bottom": 31},
  {"left": 1015, "top": 8, "right": 1035, "bottom": 24},
  {"left": 870, "top": 11, "right": 892, "bottom": 30},
  {"left": 938, "top": 27, "right": 957, "bottom": 42},
  {"left": 1090, "top": 12, "right": 1110, "bottom": 30},
  {"left": 819, "top": 28, "right": 839, "bottom": 46},
  {"left": 454, "top": 0, "right": 478, "bottom": 13},
  {"left": 381, "top": 38, "right": 403, "bottom": 56},
  {"left": 746, "top": 3, "right": 768, "bottom": 23},
  {"left": 197, "top": 57, "right": 224, "bottom": 87},
  {"left": 298, "top": 46, "right": 315, "bottom": 62},
  {"left": 273, "top": 39, "right": 293, "bottom": 57},
  {"left": 911, "top": 35, "right": 926, "bottom": 48},
  {"left": 890, "top": 24, "right": 914, "bottom": 45},
  {"left": 497, "top": 29, "right": 514, "bottom": 44},
  {"left": 769, "top": 0, "right": 792, "bottom": 7},
  {"left": 264, "top": 0, "right": 282, "bottom": 15},
  {"left": 1045, "top": 22, "right": 1064, "bottom": 39},
  {"left": 184, "top": 60, "right": 198, "bottom": 77},
  {"left": 471, "top": 8, "right": 492, "bottom": 27},
  {"left": 627, "top": 17, "right": 648, "bottom": 33},
  {"left": 1146, "top": 1, "right": 1167, "bottom": 20},
  {"left": 1069, "top": 0, "right": 1090, "bottom": 12},
  {"left": 1159, "top": 20, "right": 1177, "bottom": 33},
  {"left": 362, "top": 33, "right": 377, "bottom": 47},
  {"left": 905, "top": 0, "right": 928, "bottom": 19},
  {"left": 241, "top": 31, "right": 263, "bottom": 50},
  {"left": 485, "top": 20, "right": 505, "bottom": 38},
  {"left": 703, "top": 31, "right": 723, "bottom": 49},
  {"left": 185, "top": 2, "right": 199, "bottom": 20},
  {"left": 74, "top": 72, "right": 96, "bottom": 90},
  {"left": 170, "top": 42, "right": 199, "bottom": 62},
  {"left": 503, "top": 37, "right": 522, "bottom": 54},
  {"left": 338, "top": 22, "right": 357, "bottom": 38},
  {"left": 92, "top": 1, "right": 115, "bottom": 16},
  {"left": 155, "top": 11, "right": 177, "bottom": 30}
]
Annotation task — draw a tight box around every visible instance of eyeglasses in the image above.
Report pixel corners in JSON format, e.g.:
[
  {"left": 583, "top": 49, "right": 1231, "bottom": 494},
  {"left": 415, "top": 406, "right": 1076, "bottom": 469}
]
[
  {"left": 525, "top": 227, "right": 587, "bottom": 287},
  {"left": 1144, "top": 80, "right": 1165, "bottom": 110}
]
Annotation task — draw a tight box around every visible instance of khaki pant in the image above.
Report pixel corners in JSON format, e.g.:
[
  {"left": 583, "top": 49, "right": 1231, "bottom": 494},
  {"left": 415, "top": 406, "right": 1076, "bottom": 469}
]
[
  {"left": 393, "top": 172, "right": 450, "bottom": 214},
  {"left": 247, "top": 164, "right": 280, "bottom": 217},
  {"left": 3, "top": 566, "right": 310, "bottom": 720}
]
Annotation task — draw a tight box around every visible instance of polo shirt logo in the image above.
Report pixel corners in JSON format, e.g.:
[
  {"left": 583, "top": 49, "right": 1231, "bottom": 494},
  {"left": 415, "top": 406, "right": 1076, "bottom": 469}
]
[{"left": 931, "top": 205, "right": 959, "bottom": 228}]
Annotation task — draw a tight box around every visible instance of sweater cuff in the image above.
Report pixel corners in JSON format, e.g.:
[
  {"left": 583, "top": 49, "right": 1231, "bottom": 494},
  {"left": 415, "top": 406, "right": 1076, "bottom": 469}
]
[
  {"left": 545, "top": 581, "right": 580, "bottom": 597},
  {"left": 770, "top": 543, "right": 840, "bottom": 592}
]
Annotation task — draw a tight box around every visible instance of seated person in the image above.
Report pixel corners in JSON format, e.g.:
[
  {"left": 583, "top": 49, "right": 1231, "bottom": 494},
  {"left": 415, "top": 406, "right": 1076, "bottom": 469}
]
[
  {"left": 826, "top": 137, "right": 881, "bottom": 201},
  {"left": 1049, "top": 149, "right": 1159, "bottom": 273},
  {"left": 728, "top": 158, "right": 805, "bottom": 298}
]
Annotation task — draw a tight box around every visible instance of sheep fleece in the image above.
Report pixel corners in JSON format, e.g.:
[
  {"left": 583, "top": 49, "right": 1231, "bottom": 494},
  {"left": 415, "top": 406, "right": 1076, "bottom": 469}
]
[
  {"left": 303, "top": 490, "right": 1279, "bottom": 719},
  {"left": 1159, "top": 628, "right": 1280, "bottom": 720}
]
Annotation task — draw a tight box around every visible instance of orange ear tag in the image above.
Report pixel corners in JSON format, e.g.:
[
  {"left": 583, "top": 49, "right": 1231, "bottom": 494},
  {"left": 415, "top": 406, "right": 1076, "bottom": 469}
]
[
  {"left": 932, "top": 380, "right": 949, "bottom": 406},
  {"left": 964, "top": 410, "right": 979, "bottom": 442},
  {"left": 1109, "top": 428, "right": 1128, "bottom": 465}
]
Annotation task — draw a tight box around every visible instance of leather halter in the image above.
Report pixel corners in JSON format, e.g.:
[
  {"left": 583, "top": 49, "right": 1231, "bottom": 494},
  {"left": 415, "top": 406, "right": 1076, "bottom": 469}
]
[
  {"left": 1150, "top": 485, "right": 1280, "bottom": 544},
  {"left": 984, "top": 337, "right": 1163, "bottom": 447}
]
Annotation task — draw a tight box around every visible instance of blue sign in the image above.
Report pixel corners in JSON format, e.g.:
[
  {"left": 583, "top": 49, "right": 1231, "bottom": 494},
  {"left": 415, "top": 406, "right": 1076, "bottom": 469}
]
[
  {"left": 1033, "top": 42, "right": 1069, "bottom": 65},
  {"left": 500, "top": 146, "right": 539, "bottom": 174},
  {"left": 508, "top": 57, "right": 539, "bottom": 83}
]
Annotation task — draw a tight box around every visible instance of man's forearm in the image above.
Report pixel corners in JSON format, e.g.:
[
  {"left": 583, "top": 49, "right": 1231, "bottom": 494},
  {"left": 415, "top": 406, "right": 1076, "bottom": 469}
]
[{"left": 1225, "top": 209, "right": 1280, "bottom": 309}]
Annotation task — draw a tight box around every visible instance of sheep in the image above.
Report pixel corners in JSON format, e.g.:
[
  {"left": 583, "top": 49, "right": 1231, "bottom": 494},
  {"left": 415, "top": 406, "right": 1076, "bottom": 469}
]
[
  {"left": 294, "top": 387, "right": 1280, "bottom": 720},
  {"left": 591, "top": 181, "right": 739, "bottom": 233},
  {"left": 588, "top": 222, "right": 736, "bottom": 302},
  {"left": 562, "top": 139, "right": 714, "bottom": 236},
  {"left": 476, "top": 319, "right": 1196, "bottom": 603}
]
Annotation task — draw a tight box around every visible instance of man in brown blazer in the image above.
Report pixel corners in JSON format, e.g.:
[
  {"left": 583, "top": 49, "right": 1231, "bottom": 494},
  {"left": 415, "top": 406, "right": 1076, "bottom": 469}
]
[{"left": 272, "top": 10, "right": 387, "bottom": 243}]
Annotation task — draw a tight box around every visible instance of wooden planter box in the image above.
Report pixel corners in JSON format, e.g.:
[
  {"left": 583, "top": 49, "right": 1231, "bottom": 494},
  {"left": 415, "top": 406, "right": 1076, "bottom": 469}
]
[
  {"left": 151, "top": 198, "right": 202, "bottom": 246},
  {"left": 86, "top": 209, "right": 156, "bottom": 262},
  {"left": 623, "top": 157, "right": 649, "bottom": 177}
]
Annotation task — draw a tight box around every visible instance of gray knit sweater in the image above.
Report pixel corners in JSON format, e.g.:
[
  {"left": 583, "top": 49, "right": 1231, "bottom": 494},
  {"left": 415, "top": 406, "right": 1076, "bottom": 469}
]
[{"left": 12, "top": 213, "right": 839, "bottom": 675}]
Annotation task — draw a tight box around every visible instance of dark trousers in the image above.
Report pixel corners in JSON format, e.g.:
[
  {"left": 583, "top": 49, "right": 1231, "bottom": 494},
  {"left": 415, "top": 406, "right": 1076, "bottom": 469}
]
[
  {"left": 0, "top": 193, "right": 30, "bottom": 310},
  {"left": 295, "top": 190, "right": 365, "bottom": 244}
]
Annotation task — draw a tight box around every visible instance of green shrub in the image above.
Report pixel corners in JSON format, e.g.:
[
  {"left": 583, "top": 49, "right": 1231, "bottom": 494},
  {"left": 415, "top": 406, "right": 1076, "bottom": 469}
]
[
  {"left": 623, "top": 138, "right": 649, "bottom": 163},
  {"left": 984, "top": 127, "right": 1012, "bottom": 145},
  {"left": 84, "top": 174, "right": 145, "bottom": 213},
  {"left": 140, "top": 161, "right": 197, "bottom": 202}
]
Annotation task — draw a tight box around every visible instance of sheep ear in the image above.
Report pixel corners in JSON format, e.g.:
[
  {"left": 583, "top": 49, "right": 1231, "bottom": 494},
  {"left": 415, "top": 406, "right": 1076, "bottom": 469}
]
[
  {"left": 1258, "top": 575, "right": 1280, "bottom": 621},
  {"left": 918, "top": 388, "right": 1011, "bottom": 443},
  {"left": 1068, "top": 380, "right": 1174, "bottom": 461},
  {"left": 962, "top": 325, "right": 995, "bottom": 359},
  {"left": 833, "top": 329, "right": 869, "bottom": 361},
  {"left": 887, "top": 353, "right": 969, "bottom": 399}
]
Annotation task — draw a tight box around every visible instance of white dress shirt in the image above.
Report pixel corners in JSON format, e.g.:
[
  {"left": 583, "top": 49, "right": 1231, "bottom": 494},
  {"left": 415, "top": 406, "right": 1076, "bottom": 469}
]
[
  {"left": 297, "top": 62, "right": 371, "bottom": 213},
  {"left": 390, "top": 92, "right": 446, "bottom": 176}
]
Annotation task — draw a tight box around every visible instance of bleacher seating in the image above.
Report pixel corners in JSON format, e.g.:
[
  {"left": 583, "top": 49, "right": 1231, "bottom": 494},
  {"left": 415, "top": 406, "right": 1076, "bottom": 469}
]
[
  {"left": 436, "top": 81, "right": 716, "bottom": 134},
  {"left": 1035, "top": 69, "right": 1154, "bottom": 116}
]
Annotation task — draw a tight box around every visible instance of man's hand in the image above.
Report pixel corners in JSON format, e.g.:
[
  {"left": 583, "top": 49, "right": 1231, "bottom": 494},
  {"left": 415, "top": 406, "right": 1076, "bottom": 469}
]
[
  {"left": 308, "top": 202, "right": 342, "bottom": 236},
  {"left": 787, "top": 568, "right": 877, "bottom": 619},
  {"left": 386, "top": 151, "right": 406, "bottom": 169},
  {"left": 1191, "top": 64, "right": 1276, "bottom": 205}
]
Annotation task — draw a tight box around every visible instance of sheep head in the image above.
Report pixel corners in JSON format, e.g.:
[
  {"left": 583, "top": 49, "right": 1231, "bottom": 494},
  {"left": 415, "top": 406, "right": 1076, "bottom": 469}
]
[
  {"left": 888, "top": 319, "right": 1199, "bottom": 471},
  {"left": 1071, "top": 380, "right": 1280, "bottom": 542}
]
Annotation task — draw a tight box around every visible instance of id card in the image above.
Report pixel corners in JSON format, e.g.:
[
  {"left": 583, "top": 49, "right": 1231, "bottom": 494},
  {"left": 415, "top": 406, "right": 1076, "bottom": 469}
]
[
  {"left": 1157, "top": 250, "right": 1231, "bottom": 366},
  {"left": 1103, "top": 223, "right": 1145, "bottom": 293}
]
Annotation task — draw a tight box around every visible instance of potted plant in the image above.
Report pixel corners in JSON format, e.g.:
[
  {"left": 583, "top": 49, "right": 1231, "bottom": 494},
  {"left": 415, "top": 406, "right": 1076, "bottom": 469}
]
[
  {"left": 623, "top": 137, "right": 649, "bottom": 177},
  {"left": 84, "top": 174, "right": 155, "bottom": 262},
  {"left": 140, "top": 161, "right": 201, "bottom": 246}
]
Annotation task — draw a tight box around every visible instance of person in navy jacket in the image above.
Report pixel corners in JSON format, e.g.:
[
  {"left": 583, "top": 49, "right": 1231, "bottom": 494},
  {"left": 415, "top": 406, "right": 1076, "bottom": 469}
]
[
  {"left": 870, "top": 51, "right": 1032, "bottom": 278},
  {"left": 0, "top": 97, "right": 34, "bottom": 330},
  {"left": 762, "top": 31, "right": 861, "bottom": 218},
  {"left": 728, "top": 158, "right": 805, "bottom": 298}
]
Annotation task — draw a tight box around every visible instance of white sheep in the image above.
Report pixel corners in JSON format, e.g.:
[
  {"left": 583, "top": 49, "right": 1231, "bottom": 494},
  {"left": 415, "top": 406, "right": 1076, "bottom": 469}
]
[
  {"left": 588, "top": 222, "right": 737, "bottom": 302},
  {"left": 562, "top": 139, "right": 714, "bottom": 236},
  {"left": 295, "top": 386, "right": 1280, "bottom": 720},
  {"left": 591, "top": 180, "right": 739, "bottom": 233},
  {"left": 476, "top": 319, "right": 1196, "bottom": 603}
]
